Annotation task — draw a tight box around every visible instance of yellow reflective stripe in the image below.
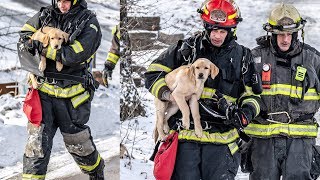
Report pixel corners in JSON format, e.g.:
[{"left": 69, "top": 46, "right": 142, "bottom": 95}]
[
  {"left": 73, "top": 0, "right": 77, "bottom": 5},
  {"left": 200, "top": 87, "right": 236, "bottom": 102},
  {"left": 178, "top": 128, "right": 239, "bottom": 144},
  {"left": 38, "top": 83, "right": 85, "bottom": 98},
  {"left": 242, "top": 98, "right": 260, "bottom": 116},
  {"left": 107, "top": 52, "right": 120, "bottom": 64},
  {"left": 224, "top": 95, "right": 237, "bottom": 103},
  {"left": 245, "top": 123, "right": 318, "bottom": 138},
  {"left": 228, "top": 13, "right": 237, "bottom": 20},
  {"left": 71, "top": 91, "right": 90, "bottom": 108},
  {"left": 90, "top": 24, "right": 98, "bottom": 32},
  {"left": 147, "top": 63, "right": 172, "bottom": 73},
  {"left": 70, "top": 40, "right": 84, "bottom": 54},
  {"left": 79, "top": 154, "right": 101, "bottom": 172},
  {"left": 228, "top": 142, "right": 239, "bottom": 155},
  {"left": 261, "top": 84, "right": 320, "bottom": 100},
  {"left": 201, "top": 87, "right": 216, "bottom": 99},
  {"left": 22, "top": 174, "right": 45, "bottom": 180},
  {"left": 80, "top": 53, "right": 95, "bottom": 65},
  {"left": 151, "top": 78, "right": 166, "bottom": 97},
  {"left": 46, "top": 46, "right": 57, "bottom": 60},
  {"left": 21, "top": 24, "right": 37, "bottom": 32}
]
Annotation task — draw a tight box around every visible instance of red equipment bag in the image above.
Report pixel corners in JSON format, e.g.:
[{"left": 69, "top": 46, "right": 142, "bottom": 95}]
[
  {"left": 23, "top": 88, "right": 42, "bottom": 126},
  {"left": 153, "top": 131, "right": 179, "bottom": 180}
]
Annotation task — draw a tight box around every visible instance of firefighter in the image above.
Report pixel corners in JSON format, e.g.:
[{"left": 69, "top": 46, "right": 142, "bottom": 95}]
[
  {"left": 145, "top": 0, "right": 262, "bottom": 179},
  {"left": 19, "top": 0, "right": 104, "bottom": 179},
  {"left": 102, "top": 24, "right": 120, "bottom": 87},
  {"left": 244, "top": 3, "right": 320, "bottom": 180}
]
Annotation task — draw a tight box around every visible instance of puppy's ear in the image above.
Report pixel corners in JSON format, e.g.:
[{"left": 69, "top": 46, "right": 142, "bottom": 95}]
[
  {"left": 188, "top": 65, "right": 195, "bottom": 80},
  {"left": 42, "top": 34, "right": 49, "bottom": 48},
  {"left": 62, "top": 32, "right": 70, "bottom": 43},
  {"left": 210, "top": 63, "right": 219, "bottom": 79}
]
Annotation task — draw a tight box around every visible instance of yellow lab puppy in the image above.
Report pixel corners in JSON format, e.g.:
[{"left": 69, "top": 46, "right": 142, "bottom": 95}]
[{"left": 154, "top": 58, "right": 219, "bottom": 142}]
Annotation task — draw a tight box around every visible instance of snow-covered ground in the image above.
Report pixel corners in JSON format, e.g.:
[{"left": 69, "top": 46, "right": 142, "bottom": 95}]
[
  {"left": 0, "top": 0, "right": 120, "bottom": 179},
  {"left": 120, "top": 0, "right": 320, "bottom": 180}
]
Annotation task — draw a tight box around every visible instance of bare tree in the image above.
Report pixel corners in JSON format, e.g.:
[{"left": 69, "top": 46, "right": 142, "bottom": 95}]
[{"left": 120, "top": 0, "right": 146, "bottom": 121}]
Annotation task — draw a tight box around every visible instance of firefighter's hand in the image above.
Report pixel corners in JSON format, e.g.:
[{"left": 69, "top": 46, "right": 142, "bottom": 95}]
[
  {"left": 24, "top": 39, "right": 41, "bottom": 56},
  {"left": 225, "top": 106, "right": 253, "bottom": 129},
  {"left": 102, "top": 68, "right": 111, "bottom": 87},
  {"left": 213, "top": 91, "right": 229, "bottom": 113}
]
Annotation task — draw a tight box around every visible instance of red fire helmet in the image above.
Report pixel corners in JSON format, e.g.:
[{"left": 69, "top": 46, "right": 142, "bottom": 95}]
[{"left": 198, "top": 0, "right": 242, "bottom": 29}]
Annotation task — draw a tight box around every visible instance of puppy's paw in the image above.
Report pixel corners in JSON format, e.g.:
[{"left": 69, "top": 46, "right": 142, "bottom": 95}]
[
  {"left": 182, "top": 117, "right": 190, "bottom": 130},
  {"left": 163, "top": 124, "right": 170, "bottom": 134},
  {"left": 31, "top": 80, "right": 38, "bottom": 89},
  {"left": 158, "top": 133, "right": 167, "bottom": 142},
  {"left": 56, "top": 62, "right": 63, "bottom": 72},
  {"left": 194, "top": 127, "right": 203, "bottom": 138},
  {"left": 39, "top": 60, "right": 46, "bottom": 72}
]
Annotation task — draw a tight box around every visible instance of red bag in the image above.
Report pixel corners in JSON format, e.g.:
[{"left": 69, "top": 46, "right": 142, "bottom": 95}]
[
  {"left": 154, "top": 132, "right": 179, "bottom": 180},
  {"left": 23, "top": 88, "right": 42, "bottom": 126}
]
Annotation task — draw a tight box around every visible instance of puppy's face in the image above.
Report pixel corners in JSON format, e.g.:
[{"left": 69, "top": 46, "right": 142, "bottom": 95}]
[
  {"left": 191, "top": 58, "right": 219, "bottom": 81},
  {"left": 46, "top": 29, "right": 69, "bottom": 49}
]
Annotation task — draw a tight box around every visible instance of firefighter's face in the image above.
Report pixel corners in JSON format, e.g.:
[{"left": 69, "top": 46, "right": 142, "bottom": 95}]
[
  {"left": 57, "top": 0, "right": 72, "bottom": 14},
  {"left": 209, "top": 29, "right": 228, "bottom": 47},
  {"left": 277, "top": 32, "right": 292, "bottom": 52}
]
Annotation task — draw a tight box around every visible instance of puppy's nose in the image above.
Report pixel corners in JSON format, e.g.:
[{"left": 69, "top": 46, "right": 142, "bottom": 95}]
[
  {"left": 198, "top": 73, "right": 204, "bottom": 78},
  {"left": 54, "top": 45, "right": 59, "bottom": 49}
]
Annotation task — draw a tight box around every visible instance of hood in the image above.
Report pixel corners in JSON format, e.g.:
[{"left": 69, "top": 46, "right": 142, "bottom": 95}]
[
  {"left": 256, "top": 35, "right": 302, "bottom": 59},
  {"left": 52, "top": 0, "right": 87, "bottom": 13}
]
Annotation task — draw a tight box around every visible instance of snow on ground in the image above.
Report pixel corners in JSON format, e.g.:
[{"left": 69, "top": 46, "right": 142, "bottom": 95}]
[
  {"left": 121, "top": 0, "right": 320, "bottom": 180},
  {"left": 0, "top": 0, "right": 120, "bottom": 179}
]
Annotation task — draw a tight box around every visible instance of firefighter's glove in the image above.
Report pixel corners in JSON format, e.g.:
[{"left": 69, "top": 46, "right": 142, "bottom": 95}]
[
  {"left": 225, "top": 105, "right": 253, "bottom": 129},
  {"left": 213, "top": 91, "right": 230, "bottom": 114},
  {"left": 24, "top": 39, "right": 41, "bottom": 56},
  {"left": 104, "top": 62, "right": 115, "bottom": 80}
]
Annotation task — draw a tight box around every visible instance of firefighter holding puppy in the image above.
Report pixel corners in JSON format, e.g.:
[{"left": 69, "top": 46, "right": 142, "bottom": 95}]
[
  {"left": 18, "top": 0, "right": 104, "bottom": 179},
  {"left": 145, "top": 0, "right": 262, "bottom": 179},
  {"left": 243, "top": 3, "right": 320, "bottom": 180}
]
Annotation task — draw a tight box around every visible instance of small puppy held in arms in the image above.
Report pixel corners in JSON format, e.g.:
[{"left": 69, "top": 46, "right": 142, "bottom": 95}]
[
  {"left": 154, "top": 58, "right": 219, "bottom": 142},
  {"left": 28, "top": 27, "right": 69, "bottom": 89}
]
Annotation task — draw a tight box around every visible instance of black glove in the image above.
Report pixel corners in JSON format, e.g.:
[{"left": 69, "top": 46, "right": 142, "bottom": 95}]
[
  {"left": 225, "top": 105, "right": 254, "bottom": 129},
  {"left": 104, "top": 62, "right": 115, "bottom": 80},
  {"left": 24, "top": 39, "right": 42, "bottom": 56}
]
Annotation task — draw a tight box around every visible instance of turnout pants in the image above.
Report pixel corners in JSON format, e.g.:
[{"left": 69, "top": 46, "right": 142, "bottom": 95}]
[
  {"left": 22, "top": 91, "right": 102, "bottom": 179},
  {"left": 171, "top": 141, "right": 240, "bottom": 180},
  {"left": 249, "top": 137, "right": 314, "bottom": 180}
]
